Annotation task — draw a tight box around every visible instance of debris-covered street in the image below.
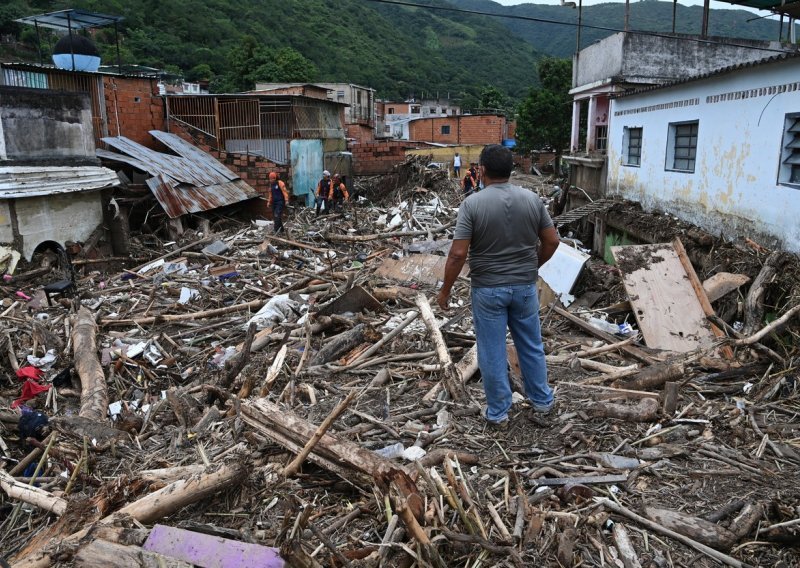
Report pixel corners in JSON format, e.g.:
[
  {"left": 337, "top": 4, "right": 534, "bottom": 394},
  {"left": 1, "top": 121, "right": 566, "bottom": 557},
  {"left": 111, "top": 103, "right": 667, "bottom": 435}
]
[{"left": 1, "top": 156, "right": 799, "bottom": 568}]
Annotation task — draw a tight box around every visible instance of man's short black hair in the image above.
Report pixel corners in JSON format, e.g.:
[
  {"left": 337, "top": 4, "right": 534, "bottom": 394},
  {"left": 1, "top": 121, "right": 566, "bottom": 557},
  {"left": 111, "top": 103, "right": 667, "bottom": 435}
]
[{"left": 479, "top": 144, "right": 513, "bottom": 179}]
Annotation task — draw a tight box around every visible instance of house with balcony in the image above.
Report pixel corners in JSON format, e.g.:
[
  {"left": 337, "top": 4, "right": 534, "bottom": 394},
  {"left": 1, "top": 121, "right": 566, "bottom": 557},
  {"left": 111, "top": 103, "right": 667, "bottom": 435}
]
[{"left": 564, "top": 31, "right": 796, "bottom": 197}]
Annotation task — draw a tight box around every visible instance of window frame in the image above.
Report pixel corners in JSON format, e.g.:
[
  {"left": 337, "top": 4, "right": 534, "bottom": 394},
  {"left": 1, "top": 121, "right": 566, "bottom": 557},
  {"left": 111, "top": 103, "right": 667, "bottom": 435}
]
[
  {"left": 778, "top": 113, "right": 800, "bottom": 187},
  {"left": 665, "top": 120, "right": 699, "bottom": 173},
  {"left": 440, "top": 125, "right": 451, "bottom": 135},
  {"left": 623, "top": 126, "right": 643, "bottom": 167}
]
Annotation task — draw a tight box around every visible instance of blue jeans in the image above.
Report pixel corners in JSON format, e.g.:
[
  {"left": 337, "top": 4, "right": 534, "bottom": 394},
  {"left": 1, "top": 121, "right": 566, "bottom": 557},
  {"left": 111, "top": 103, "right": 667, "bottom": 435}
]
[
  {"left": 471, "top": 284, "right": 553, "bottom": 422},
  {"left": 272, "top": 201, "right": 284, "bottom": 233}
]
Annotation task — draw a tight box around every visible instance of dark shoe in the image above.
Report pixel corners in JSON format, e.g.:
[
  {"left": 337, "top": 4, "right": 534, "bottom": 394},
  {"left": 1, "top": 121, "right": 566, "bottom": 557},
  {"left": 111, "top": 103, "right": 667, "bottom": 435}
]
[
  {"left": 482, "top": 405, "right": 509, "bottom": 431},
  {"left": 527, "top": 407, "right": 554, "bottom": 428}
]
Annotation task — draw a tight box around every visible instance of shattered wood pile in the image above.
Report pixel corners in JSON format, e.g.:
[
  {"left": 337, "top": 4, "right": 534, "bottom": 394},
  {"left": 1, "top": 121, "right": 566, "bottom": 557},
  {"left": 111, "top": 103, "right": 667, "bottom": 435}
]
[{"left": 1, "top": 171, "right": 799, "bottom": 568}]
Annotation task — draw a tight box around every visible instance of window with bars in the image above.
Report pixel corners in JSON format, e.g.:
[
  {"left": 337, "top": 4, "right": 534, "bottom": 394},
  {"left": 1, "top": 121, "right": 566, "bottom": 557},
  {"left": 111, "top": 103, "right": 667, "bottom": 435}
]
[
  {"left": 667, "top": 121, "right": 698, "bottom": 172},
  {"left": 624, "top": 127, "right": 642, "bottom": 166},
  {"left": 441, "top": 125, "right": 451, "bottom": 134},
  {"left": 780, "top": 114, "right": 800, "bottom": 185},
  {"left": 595, "top": 125, "right": 608, "bottom": 152}
]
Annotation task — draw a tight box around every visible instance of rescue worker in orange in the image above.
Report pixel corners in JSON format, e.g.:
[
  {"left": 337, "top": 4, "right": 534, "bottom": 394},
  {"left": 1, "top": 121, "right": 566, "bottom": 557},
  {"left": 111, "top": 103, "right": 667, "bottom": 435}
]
[
  {"left": 266, "top": 172, "right": 289, "bottom": 234},
  {"left": 329, "top": 173, "right": 349, "bottom": 212},
  {"left": 315, "top": 170, "right": 332, "bottom": 217}
]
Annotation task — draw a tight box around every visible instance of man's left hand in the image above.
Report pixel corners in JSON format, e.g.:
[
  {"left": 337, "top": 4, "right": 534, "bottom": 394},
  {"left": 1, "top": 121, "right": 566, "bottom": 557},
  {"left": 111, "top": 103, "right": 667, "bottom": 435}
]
[{"left": 437, "top": 290, "right": 450, "bottom": 311}]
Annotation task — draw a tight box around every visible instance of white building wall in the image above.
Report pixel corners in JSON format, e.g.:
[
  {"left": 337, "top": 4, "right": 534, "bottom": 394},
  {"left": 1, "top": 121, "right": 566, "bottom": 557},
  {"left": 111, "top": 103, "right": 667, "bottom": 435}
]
[{"left": 607, "top": 58, "right": 800, "bottom": 252}]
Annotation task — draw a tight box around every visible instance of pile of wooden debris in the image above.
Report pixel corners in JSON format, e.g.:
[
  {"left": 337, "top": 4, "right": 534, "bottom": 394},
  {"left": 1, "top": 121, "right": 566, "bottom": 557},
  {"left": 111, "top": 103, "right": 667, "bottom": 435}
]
[{"left": 1, "top": 178, "right": 799, "bottom": 568}]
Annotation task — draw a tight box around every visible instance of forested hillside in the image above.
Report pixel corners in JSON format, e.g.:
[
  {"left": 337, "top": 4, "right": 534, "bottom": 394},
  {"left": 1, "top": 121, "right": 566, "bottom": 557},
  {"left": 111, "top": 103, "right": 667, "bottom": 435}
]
[
  {"left": 0, "top": 0, "right": 542, "bottom": 100},
  {"left": 451, "top": 0, "right": 794, "bottom": 59}
]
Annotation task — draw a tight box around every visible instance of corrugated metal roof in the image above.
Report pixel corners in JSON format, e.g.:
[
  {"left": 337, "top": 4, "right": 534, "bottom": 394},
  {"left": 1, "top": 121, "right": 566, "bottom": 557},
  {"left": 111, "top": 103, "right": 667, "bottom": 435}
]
[
  {"left": 0, "top": 166, "right": 119, "bottom": 198},
  {"left": 614, "top": 52, "right": 800, "bottom": 99},
  {"left": 99, "top": 131, "right": 259, "bottom": 218}
]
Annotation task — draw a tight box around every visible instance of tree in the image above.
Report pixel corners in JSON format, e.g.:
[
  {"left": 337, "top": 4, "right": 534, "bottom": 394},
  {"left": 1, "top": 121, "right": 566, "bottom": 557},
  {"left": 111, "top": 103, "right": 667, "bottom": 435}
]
[
  {"left": 516, "top": 57, "right": 572, "bottom": 161},
  {"left": 478, "top": 85, "right": 509, "bottom": 114},
  {"left": 218, "top": 37, "right": 318, "bottom": 92}
]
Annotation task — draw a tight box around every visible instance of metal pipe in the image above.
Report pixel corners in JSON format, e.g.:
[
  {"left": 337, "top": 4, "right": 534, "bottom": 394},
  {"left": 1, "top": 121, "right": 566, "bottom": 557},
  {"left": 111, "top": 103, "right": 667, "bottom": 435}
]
[
  {"left": 624, "top": 0, "right": 630, "bottom": 31},
  {"left": 34, "top": 20, "right": 42, "bottom": 65},
  {"left": 672, "top": 0, "right": 677, "bottom": 33},
  {"left": 701, "top": 0, "right": 710, "bottom": 38},
  {"left": 67, "top": 13, "right": 75, "bottom": 71},
  {"left": 114, "top": 20, "right": 122, "bottom": 74}
]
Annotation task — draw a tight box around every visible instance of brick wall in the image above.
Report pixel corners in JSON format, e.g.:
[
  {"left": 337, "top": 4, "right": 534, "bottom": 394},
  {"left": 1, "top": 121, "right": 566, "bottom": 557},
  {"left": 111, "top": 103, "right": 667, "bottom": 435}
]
[
  {"left": 346, "top": 123, "right": 375, "bottom": 144},
  {"left": 407, "top": 115, "right": 506, "bottom": 145},
  {"left": 103, "top": 76, "right": 164, "bottom": 148},
  {"left": 170, "top": 122, "right": 289, "bottom": 217},
  {"left": 350, "top": 140, "right": 412, "bottom": 175}
]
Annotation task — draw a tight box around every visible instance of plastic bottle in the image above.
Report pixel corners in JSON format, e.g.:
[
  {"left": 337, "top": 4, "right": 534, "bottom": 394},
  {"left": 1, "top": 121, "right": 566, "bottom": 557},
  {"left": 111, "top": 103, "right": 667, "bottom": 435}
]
[
  {"left": 374, "top": 442, "right": 404, "bottom": 459},
  {"left": 588, "top": 317, "right": 620, "bottom": 335}
]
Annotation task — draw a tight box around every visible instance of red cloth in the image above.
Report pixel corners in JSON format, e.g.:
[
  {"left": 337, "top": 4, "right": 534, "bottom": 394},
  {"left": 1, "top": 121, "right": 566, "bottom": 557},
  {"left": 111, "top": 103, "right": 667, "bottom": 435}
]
[
  {"left": 12, "top": 379, "right": 50, "bottom": 408},
  {"left": 16, "top": 366, "right": 44, "bottom": 381}
]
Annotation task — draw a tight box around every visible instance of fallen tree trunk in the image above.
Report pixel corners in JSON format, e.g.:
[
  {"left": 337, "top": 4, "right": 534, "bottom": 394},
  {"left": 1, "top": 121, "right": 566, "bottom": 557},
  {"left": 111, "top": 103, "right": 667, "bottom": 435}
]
[
  {"left": 73, "top": 540, "right": 193, "bottom": 568},
  {"left": 743, "top": 251, "right": 782, "bottom": 336},
  {"left": 324, "top": 221, "right": 455, "bottom": 243},
  {"left": 598, "top": 498, "right": 753, "bottom": 568},
  {"left": 587, "top": 398, "right": 660, "bottom": 422},
  {"left": 71, "top": 307, "right": 109, "bottom": 422},
  {"left": 416, "top": 294, "right": 466, "bottom": 402},
  {"left": 0, "top": 470, "right": 67, "bottom": 516},
  {"left": 241, "top": 398, "right": 395, "bottom": 488},
  {"left": 12, "top": 464, "right": 248, "bottom": 568},
  {"left": 612, "top": 363, "right": 685, "bottom": 391},
  {"left": 309, "top": 323, "right": 375, "bottom": 367},
  {"left": 644, "top": 507, "right": 738, "bottom": 551},
  {"left": 100, "top": 299, "right": 265, "bottom": 327}
]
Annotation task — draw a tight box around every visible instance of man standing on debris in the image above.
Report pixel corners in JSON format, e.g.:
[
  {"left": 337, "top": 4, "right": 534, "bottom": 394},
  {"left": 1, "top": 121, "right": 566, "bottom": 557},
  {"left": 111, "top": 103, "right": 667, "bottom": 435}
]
[
  {"left": 462, "top": 170, "right": 476, "bottom": 195},
  {"left": 316, "top": 170, "right": 332, "bottom": 217},
  {"left": 438, "top": 144, "right": 560, "bottom": 429},
  {"left": 329, "top": 173, "right": 349, "bottom": 212},
  {"left": 453, "top": 152, "right": 462, "bottom": 177},
  {"left": 267, "top": 172, "right": 290, "bottom": 234}
]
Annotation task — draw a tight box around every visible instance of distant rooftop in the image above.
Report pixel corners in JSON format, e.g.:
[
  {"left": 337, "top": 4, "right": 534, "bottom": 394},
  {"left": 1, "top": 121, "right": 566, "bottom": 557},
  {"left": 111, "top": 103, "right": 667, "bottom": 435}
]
[{"left": 15, "top": 9, "right": 123, "bottom": 31}]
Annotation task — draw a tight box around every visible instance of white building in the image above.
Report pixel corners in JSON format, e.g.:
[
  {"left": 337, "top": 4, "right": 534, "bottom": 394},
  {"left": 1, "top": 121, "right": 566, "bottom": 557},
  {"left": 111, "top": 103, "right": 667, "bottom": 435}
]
[
  {"left": 565, "top": 32, "right": 797, "bottom": 196},
  {"left": 607, "top": 53, "right": 800, "bottom": 252}
]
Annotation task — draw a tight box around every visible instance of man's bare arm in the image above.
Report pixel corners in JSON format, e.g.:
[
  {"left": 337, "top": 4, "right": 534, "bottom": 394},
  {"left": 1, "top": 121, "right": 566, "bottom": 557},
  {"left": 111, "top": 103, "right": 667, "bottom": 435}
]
[
  {"left": 437, "top": 239, "right": 470, "bottom": 309},
  {"left": 538, "top": 226, "right": 560, "bottom": 268}
]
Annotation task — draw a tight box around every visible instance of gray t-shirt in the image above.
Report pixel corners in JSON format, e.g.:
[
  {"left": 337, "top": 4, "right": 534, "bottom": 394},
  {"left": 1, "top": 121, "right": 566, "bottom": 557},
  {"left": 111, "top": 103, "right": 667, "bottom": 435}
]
[{"left": 453, "top": 181, "right": 554, "bottom": 288}]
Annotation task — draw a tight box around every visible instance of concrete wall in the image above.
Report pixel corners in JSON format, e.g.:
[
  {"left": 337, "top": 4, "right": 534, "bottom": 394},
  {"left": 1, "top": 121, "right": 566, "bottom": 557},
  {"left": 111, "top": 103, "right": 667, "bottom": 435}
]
[
  {"left": 13, "top": 191, "right": 103, "bottom": 259},
  {"left": 607, "top": 57, "right": 800, "bottom": 252},
  {"left": 575, "top": 32, "right": 795, "bottom": 89},
  {"left": 0, "top": 86, "right": 95, "bottom": 163}
]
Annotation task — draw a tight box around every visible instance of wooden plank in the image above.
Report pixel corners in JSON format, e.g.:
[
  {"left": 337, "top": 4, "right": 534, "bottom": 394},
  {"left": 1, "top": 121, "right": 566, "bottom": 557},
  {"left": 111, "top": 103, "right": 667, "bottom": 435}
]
[
  {"left": 374, "top": 253, "right": 467, "bottom": 286},
  {"left": 532, "top": 474, "right": 628, "bottom": 486},
  {"left": 672, "top": 238, "right": 733, "bottom": 359},
  {"left": 611, "top": 242, "right": 716, "bottom": 353}
]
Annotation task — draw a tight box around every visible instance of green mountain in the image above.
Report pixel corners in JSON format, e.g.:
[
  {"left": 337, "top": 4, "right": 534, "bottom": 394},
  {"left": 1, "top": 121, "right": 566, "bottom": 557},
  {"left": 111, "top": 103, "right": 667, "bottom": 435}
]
[
  {"left": 450, "top": 0, "right": 795, "bottom": 59},
  {"left": 1, "top": 0, "right": 793, "bottom": 102},
  {"left": 0, "top": 0, "right": 542, "bottom": 101}
]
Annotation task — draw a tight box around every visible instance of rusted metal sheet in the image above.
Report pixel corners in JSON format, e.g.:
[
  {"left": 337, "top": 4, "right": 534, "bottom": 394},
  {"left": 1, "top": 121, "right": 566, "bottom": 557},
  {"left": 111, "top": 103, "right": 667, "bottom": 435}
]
[
  {"left": 99, "top": 132, "right": 258, "bottom": 218},
  {"left": 146, "top": 174, "right": 259, "bottom": 219}
]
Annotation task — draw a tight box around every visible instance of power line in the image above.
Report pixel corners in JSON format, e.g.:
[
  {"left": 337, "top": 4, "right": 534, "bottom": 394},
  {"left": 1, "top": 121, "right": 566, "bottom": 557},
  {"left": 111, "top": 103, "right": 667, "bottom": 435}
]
[{"left": 362, "top": 0, "right": 792, "bottom": 54}]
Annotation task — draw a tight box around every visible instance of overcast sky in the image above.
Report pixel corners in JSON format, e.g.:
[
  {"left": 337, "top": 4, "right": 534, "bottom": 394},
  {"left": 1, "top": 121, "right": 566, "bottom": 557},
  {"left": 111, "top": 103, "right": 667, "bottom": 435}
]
[{"left": 493, "top": 0, "right": 768, "bottom": 15}]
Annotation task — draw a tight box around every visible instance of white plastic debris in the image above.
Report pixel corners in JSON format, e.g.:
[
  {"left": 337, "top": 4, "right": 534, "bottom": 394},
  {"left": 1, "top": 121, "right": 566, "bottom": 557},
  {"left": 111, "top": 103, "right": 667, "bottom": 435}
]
[
  {"left": 163, "top": 262, "right": 188, "bottom": 275},
  {"left": 209, "top": 346, "right": 237, "bottom": 368},
  {"left": 137, "top": 258, "right": 165, "bottom": 274},
  {"left": 26, "top": 349, "right": 57, "bottom": 369},
  {"left": 179, "top": 287, "right": 200, "bottom": 304},
  {"left": 244, "top": 294, "right": 308, "bottom": 330},
  {"left": 374, "top": 442, "right": 404, "bottom": 459},
  {"left": 403, "top": 446, "right": 427, "bottom": 461}
]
